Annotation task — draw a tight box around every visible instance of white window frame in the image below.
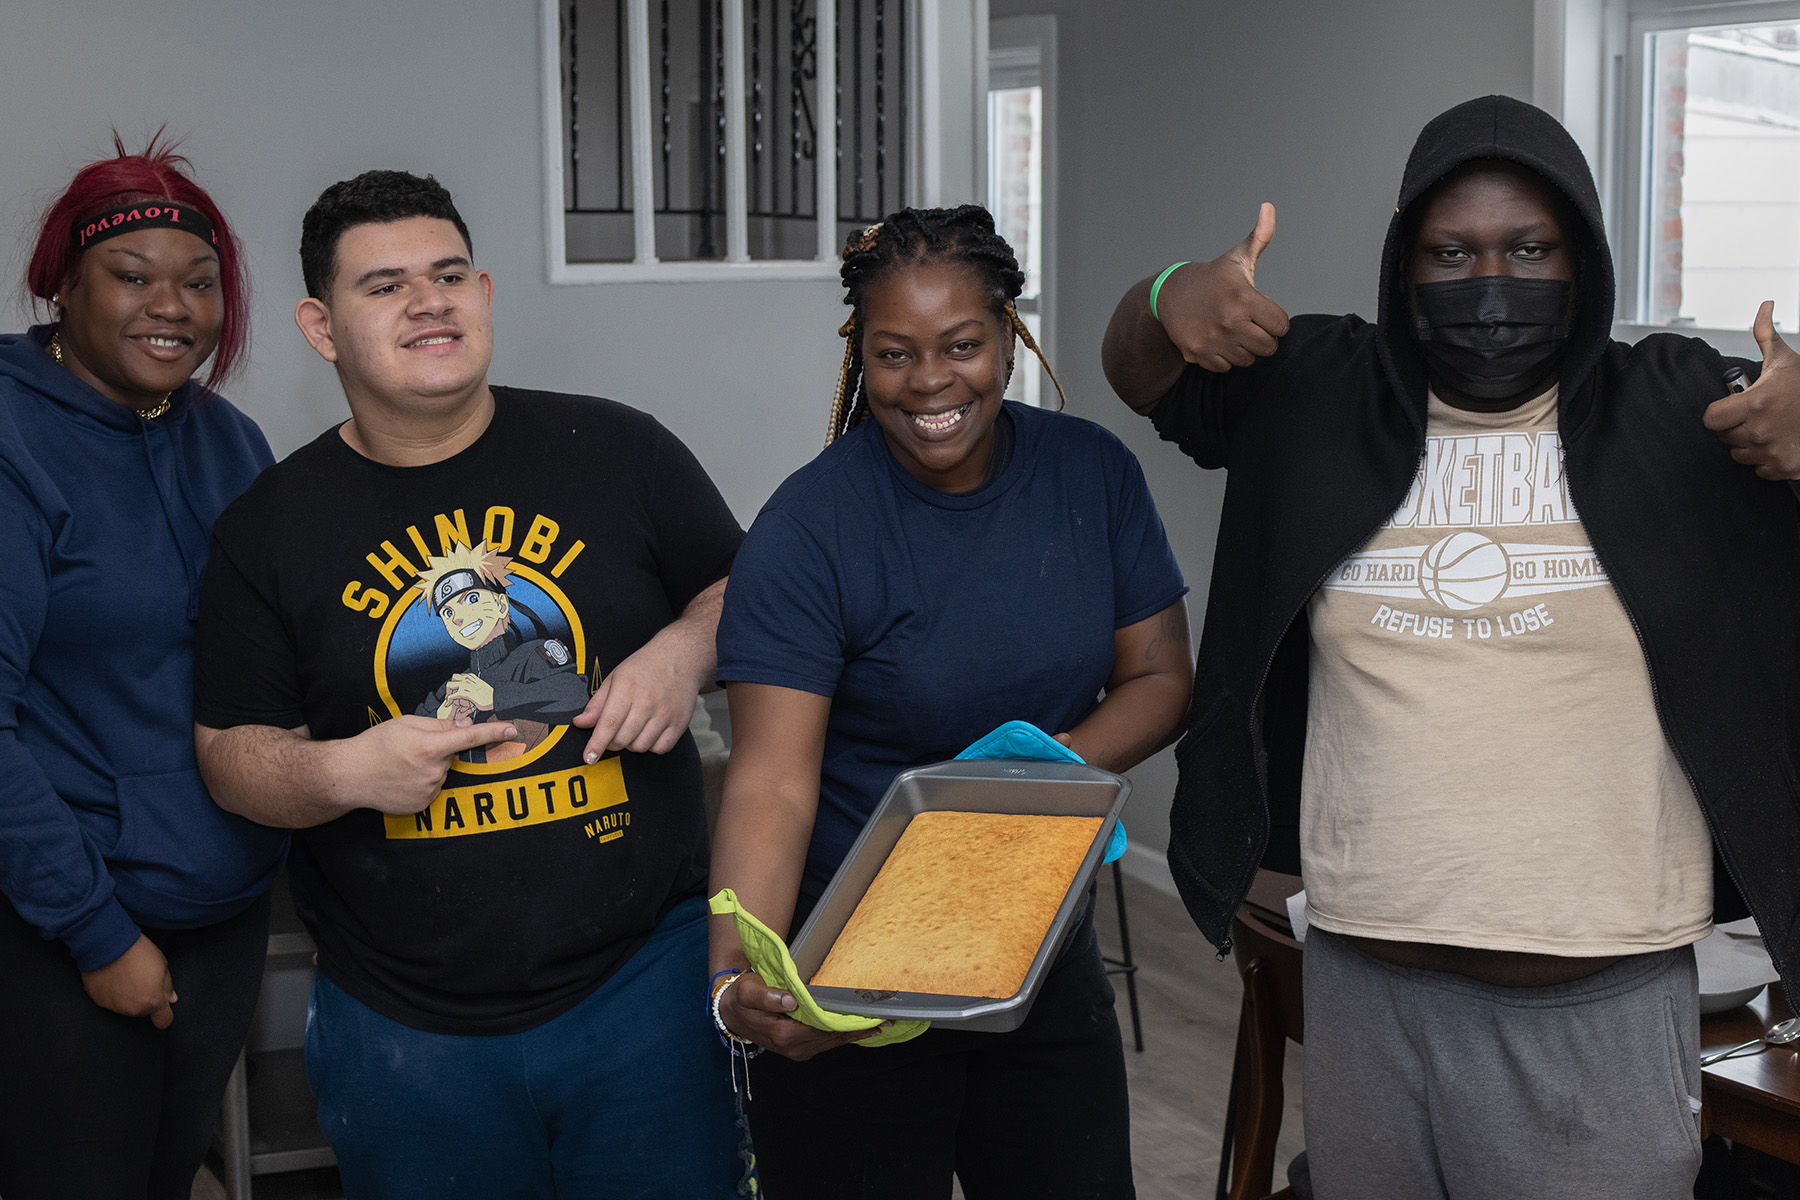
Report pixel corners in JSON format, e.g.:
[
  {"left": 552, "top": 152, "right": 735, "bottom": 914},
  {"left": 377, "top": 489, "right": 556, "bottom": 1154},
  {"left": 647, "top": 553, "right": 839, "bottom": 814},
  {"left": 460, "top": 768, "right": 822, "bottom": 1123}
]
[
  {"left": 988, "top": 14, "right": 1057, "bottom": 405},
  {"left": 540, "top": 0, "right": 988, "bottom": 283},
  {"left": 1538, "top": 0, "right": 1800, "bottom": 351}
]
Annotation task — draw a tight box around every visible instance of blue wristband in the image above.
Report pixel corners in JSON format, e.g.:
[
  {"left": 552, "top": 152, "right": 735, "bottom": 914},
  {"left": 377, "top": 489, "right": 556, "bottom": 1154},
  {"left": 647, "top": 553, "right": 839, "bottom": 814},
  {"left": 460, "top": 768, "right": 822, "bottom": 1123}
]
[{"left": 707, "top": 967, "right": 742, "bottom": 1011}]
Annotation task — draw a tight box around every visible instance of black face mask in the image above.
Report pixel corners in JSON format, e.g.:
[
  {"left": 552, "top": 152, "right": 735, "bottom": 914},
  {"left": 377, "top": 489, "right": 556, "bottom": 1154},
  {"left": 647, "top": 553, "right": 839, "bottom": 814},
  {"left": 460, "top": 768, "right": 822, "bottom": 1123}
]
[{"left": 1412, "top": 276, "right": 1572, "bottom": 402}]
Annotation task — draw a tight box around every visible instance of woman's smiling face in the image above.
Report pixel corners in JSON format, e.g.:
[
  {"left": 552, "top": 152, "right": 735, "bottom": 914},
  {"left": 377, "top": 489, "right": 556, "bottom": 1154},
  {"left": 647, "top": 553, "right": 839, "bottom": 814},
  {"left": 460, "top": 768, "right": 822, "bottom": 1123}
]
[
  {"left": 56, "top": 225, "right": 222, "bottom": 411},
  {"left": 858, "top": 261, "right": 1013, "bottom": 494}
]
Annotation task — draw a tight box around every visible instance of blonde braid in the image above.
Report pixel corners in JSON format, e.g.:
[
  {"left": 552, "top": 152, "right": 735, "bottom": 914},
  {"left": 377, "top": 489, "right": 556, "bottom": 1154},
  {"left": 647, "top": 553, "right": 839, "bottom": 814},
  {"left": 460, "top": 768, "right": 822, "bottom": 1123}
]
[
  {"left": 1005, "top": 303, "right": 1067, "bottom": 412},
  {"left": 826, "top": 315, "right": 859, "bottom": 446},
  {"left": 824, "top": 223, "right": 887, "bottom": 447}
]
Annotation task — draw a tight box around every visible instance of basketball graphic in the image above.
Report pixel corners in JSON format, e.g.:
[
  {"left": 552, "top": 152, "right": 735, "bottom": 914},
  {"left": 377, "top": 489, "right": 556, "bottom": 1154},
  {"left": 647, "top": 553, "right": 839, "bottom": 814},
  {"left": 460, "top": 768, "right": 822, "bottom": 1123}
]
[{"left": 1418, "top": 532, "right": 1509, "bottom": 610}]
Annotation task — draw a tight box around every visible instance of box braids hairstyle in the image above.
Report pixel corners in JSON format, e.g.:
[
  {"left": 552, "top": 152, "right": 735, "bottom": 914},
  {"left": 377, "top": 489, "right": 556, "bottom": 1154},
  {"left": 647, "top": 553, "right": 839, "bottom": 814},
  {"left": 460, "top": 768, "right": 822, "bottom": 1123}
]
[{"left": 826, "top": 204, "right": 1066, "bottom": 446}]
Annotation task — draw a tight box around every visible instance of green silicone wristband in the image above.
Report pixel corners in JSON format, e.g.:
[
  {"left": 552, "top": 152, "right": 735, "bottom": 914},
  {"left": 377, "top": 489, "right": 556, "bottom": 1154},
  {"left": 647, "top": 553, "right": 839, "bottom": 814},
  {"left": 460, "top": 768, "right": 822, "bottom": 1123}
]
[{"left": 1149, "top": 261, "right": 1192, "bottom": 323}]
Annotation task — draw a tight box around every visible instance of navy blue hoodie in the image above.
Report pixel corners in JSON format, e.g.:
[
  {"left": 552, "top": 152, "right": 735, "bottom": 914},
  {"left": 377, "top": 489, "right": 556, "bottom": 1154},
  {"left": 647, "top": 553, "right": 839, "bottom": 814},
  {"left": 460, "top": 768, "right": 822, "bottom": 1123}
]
[{"left": 0, "top": 325, "right": 287, "bottom": 971}]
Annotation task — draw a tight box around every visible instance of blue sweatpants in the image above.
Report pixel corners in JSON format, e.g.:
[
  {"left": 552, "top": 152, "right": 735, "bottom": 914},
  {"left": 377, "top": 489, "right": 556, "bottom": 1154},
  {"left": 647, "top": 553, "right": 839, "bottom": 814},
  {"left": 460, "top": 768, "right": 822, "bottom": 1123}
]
[{"left": 305, "top": 896, "right": 751, "bottom": 1200}]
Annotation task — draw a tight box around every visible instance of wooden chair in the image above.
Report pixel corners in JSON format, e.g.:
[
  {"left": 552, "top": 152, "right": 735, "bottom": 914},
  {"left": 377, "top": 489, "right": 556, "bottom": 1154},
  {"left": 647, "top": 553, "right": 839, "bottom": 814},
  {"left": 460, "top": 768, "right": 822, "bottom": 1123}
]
[{"left": 1215, "top": 871, "right": 1305, "bottom": 1200}]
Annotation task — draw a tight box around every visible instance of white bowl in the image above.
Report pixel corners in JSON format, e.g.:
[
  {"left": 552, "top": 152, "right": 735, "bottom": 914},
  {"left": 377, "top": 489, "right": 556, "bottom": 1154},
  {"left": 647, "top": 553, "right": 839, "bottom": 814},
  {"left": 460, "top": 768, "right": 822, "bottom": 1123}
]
[{"left": 1700, "top": 984, "right": 1767, "bottom": 1016}]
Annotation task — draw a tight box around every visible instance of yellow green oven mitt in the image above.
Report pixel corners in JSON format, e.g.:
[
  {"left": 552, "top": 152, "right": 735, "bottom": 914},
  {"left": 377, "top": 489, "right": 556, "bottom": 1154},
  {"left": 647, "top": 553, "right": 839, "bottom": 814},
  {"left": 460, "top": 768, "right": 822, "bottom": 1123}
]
[{"left": 709, "top": 888, "right": 928, "bottom": 1048}]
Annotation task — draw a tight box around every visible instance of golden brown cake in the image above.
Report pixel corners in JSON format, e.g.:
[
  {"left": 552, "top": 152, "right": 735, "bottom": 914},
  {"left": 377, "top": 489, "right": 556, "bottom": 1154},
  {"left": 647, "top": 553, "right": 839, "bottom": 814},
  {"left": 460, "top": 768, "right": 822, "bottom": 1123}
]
[{"left": 810, "top": 811, "right": 1103, "bottom": 998}]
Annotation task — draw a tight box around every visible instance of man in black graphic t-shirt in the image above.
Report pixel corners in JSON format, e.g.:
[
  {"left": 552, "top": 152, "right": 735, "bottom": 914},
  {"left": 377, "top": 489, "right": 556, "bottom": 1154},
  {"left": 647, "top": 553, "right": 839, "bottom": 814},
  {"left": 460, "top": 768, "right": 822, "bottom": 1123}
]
[{"left": 192, "top": 172, "right": 749, "bottom": 1199}]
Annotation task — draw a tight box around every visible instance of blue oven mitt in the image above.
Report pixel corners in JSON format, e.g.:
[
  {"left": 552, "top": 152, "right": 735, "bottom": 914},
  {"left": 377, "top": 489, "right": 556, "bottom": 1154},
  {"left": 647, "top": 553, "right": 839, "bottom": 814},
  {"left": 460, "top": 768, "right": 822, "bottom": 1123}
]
[{"left": 954, "top": 721, "right": 1128, "bottom": 863}]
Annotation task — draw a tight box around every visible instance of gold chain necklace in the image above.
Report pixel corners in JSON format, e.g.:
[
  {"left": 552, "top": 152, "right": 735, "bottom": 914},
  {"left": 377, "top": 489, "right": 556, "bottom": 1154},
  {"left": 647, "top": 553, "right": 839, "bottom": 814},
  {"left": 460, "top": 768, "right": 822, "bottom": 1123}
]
[{"left": 47, "top": 330, "right": 173, "bottom": 419}]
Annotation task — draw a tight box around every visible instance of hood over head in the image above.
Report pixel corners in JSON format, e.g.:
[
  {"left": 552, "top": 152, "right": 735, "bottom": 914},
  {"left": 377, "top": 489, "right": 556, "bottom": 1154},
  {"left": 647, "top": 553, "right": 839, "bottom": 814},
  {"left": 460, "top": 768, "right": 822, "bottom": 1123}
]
[{"left": 1376, "top": 95, "right": 1614, "bottom": 428}]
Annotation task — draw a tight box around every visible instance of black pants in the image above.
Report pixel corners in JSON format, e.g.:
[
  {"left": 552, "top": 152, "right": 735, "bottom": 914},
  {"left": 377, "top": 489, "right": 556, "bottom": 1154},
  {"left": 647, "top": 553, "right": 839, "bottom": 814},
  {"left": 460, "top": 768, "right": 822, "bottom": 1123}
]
[
  {"left": 0, "top": 889, "right": 271, "bottom": 1200},
  {"left": 745, "top": 906, "right": 1136, "bottom": 1200}
]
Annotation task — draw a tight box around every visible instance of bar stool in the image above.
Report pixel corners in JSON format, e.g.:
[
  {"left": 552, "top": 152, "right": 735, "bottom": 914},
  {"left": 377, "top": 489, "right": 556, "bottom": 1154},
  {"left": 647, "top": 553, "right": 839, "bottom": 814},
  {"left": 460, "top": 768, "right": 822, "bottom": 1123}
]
[{"left": 1101, "top": 859, "right": 1145, "bottom": 1052}]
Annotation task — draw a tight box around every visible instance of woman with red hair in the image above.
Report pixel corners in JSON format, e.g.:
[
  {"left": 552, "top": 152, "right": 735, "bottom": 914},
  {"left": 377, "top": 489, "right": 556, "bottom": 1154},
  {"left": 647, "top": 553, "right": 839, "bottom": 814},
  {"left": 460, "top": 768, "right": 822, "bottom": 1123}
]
[{"left": 0, "top": 136, "right": 287, "bottom": 1199}]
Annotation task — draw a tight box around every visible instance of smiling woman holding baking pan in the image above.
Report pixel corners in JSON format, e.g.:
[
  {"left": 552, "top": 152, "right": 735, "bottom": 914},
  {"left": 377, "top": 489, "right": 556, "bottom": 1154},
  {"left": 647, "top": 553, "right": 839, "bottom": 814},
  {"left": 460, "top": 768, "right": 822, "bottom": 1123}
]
[
  {"left": 709, "top": 204, "right": 1191, "bottom": 1200},
  {"left": 0, "top": 137, "right": 286, "bottom": 1200}
]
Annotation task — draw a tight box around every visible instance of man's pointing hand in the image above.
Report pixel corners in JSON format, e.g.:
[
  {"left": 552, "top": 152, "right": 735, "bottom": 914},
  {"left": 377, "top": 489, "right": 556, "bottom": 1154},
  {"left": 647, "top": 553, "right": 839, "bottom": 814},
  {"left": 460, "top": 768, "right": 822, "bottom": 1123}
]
[{"left": 335, "top": 715, "right": 521, "bottom": 815}]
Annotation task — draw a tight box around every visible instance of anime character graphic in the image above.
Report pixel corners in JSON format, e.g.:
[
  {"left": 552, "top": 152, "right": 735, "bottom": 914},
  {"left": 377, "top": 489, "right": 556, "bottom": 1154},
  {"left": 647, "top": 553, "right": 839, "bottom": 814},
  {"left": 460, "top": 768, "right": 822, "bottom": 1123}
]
[{"left": 413, "top": 543, "right": 589, "bottom": 763}]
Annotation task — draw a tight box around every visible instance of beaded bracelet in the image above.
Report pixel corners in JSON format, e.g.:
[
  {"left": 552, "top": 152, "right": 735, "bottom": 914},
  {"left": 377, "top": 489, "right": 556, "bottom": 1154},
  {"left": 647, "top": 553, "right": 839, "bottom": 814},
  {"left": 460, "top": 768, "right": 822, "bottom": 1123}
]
[
  {"left": 710, "top": 972, "right": 764, "bottom": 1055},
  {"left": 709, "top": 969, "right": 764, "bottom": 1099}
]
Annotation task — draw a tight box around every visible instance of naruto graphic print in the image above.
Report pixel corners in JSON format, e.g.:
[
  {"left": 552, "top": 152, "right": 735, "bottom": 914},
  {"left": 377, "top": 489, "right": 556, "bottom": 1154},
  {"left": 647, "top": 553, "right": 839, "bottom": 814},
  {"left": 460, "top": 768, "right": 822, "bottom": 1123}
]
[
  {"left": 359, "top": 523, "right": 629, "bottom": 845},
  {"left": 407, "top": 543, "right": 586, "bottom": 760}
]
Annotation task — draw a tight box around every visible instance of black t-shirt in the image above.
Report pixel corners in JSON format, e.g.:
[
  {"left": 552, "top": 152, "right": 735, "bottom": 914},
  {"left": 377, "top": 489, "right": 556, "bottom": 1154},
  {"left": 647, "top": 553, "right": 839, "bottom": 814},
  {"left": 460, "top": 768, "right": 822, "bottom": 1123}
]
[{"left": 193, "top": 386, "right": 743, "bottom": 1034}]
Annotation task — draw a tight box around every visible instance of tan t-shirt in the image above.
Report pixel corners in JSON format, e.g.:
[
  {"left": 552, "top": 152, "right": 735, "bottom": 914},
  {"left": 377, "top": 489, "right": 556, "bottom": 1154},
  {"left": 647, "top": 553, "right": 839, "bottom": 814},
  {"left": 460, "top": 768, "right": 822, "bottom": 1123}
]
[{"left": 1300, "top": 386, "right": 1713, "bottom": 955}]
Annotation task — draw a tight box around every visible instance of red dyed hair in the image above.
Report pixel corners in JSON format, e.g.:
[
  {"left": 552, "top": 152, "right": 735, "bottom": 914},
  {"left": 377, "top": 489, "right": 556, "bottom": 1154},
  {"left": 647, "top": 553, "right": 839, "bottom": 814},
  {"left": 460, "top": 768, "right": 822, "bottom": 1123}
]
[{"left": 26, "top": 130, "right": 250, "bottom": 388}]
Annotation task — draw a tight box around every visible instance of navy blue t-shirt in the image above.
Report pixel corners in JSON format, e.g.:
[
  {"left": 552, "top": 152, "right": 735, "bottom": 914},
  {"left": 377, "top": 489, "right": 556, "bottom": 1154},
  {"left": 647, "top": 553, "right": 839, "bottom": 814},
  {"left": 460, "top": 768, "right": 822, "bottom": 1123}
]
[{"left": 717, "top": 401, "right": 1187, "bottom": 905}]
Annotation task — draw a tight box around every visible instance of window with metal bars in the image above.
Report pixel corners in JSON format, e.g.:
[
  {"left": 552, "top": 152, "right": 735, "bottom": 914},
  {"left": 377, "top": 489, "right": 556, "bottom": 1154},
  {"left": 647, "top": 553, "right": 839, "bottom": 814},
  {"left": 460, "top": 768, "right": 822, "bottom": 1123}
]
[{"left": 545, "top": 0, "right": 915, "bottom": 280}]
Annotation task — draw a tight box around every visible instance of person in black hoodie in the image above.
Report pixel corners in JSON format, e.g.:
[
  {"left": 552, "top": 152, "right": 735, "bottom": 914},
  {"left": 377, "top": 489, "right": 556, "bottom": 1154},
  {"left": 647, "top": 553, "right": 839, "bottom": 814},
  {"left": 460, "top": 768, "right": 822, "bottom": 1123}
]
[{"left": 1103, "top": 95, "right": 1800, "bottom": 1196}]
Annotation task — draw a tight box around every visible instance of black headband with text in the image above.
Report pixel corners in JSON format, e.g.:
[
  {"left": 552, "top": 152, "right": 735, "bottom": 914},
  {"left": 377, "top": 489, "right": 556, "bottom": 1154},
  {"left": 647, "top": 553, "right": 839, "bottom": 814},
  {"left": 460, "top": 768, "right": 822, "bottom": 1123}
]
[{"left": 73, "top": 202, "right": 218, "bottom": 251}]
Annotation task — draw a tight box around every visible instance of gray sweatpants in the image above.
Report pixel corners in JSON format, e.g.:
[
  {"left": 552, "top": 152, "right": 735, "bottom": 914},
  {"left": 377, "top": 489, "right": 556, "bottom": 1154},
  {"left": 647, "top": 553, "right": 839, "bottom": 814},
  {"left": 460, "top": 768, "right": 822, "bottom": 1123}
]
[{"left": 1300, "top": 928, "right": 1702, "bottom": 1200}]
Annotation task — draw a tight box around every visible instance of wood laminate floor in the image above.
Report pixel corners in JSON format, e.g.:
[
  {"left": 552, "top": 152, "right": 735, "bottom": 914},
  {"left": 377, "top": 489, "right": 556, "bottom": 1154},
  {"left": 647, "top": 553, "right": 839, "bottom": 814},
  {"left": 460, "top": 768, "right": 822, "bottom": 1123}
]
[
  {"left": 1093, "top": 872, "right": 1306, "bottom": 1200},
  {"left": 192, "top": 871, "right": 1302, "bottom": 1200}
]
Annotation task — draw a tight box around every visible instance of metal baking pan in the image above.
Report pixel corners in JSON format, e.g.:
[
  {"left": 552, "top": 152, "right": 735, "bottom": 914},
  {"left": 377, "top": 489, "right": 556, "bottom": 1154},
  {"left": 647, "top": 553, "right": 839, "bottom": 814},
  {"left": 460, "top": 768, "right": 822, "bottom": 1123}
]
[{"left": 788, "top": 758, "right": 1131, "bottom": 1032}]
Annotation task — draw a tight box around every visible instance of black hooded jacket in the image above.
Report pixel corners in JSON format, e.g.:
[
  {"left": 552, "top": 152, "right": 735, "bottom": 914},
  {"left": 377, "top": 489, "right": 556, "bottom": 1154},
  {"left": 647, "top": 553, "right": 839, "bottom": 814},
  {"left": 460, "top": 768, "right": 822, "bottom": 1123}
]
[{"left": 1149, "top": 95, "right": 1800, "bottom": 985}]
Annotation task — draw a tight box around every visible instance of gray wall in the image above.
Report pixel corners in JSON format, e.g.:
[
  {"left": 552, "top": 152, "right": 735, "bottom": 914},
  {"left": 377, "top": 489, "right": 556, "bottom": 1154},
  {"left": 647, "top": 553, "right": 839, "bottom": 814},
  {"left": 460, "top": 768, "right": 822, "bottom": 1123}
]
[
  {"left": 0, "top": 0, "right": 845, "bottom": 524},
  {"left": 988, "top": 0, "right": 1537, "bottom": 869}
]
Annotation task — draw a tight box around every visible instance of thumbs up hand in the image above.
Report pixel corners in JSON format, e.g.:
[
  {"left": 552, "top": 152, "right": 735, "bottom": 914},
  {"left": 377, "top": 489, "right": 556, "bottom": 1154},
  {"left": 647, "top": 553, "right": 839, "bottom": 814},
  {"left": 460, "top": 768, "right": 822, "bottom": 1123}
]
[
  {"left": 1154, "top": 203, "right": 1290, "bottom": 373},
  {"left": 1703, "top": 301, "right": 1800, "bottom": 480}
]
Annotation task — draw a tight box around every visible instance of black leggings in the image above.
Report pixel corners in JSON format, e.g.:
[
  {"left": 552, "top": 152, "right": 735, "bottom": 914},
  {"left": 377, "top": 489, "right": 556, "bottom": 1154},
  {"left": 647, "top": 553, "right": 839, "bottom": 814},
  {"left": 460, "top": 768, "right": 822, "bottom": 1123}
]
[
  {"left": 0, "top": 889, "right": 271, "bottom": 1200},
  {"left": 745, "top": 905, "right": 1136, "bottom": 1200}
]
